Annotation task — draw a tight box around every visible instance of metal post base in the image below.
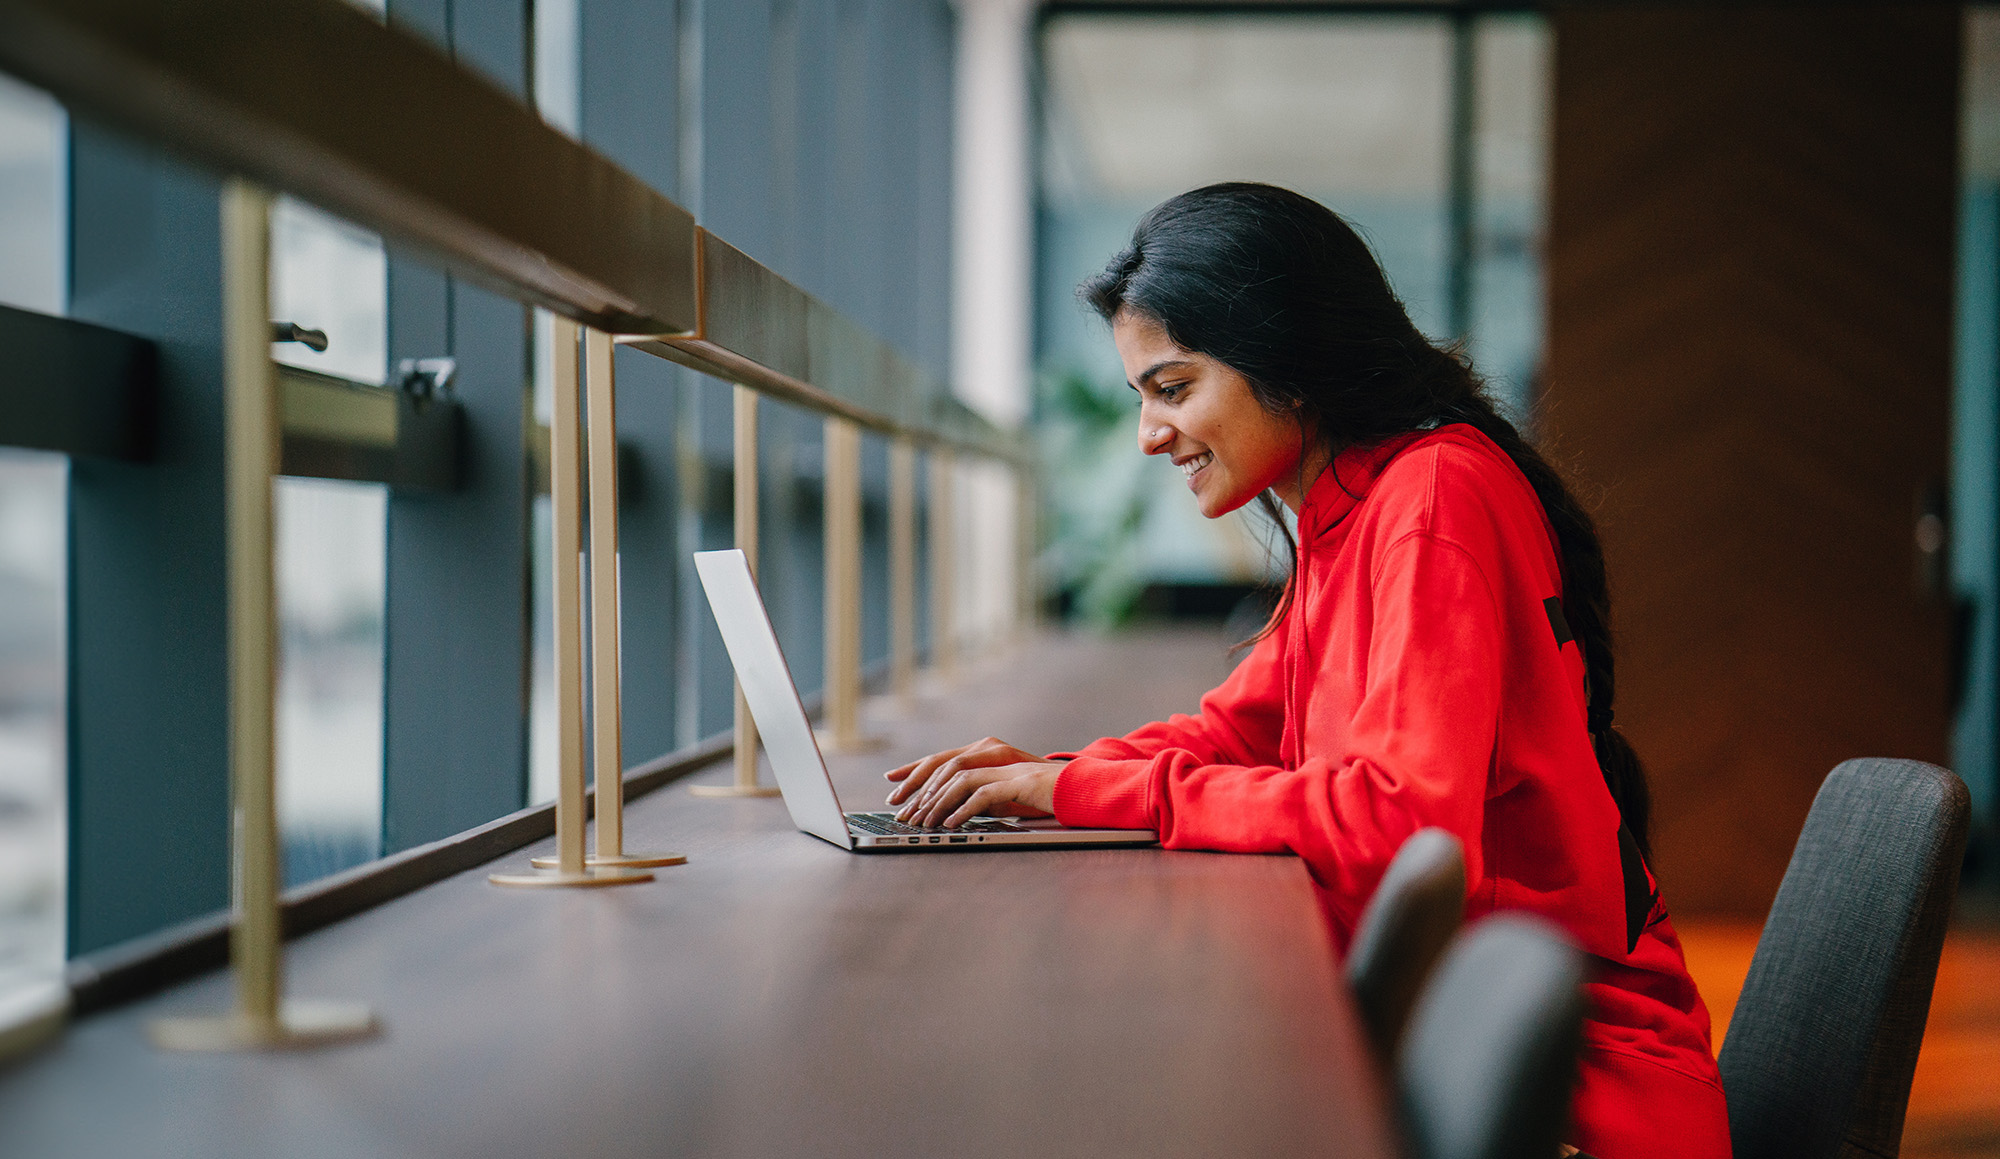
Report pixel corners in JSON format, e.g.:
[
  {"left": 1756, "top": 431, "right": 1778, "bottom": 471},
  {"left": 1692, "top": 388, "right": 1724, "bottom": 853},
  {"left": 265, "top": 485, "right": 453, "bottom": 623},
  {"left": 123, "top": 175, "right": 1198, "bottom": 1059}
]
[
  {"left": 149, "top": 999, "right": 379, "bottom": 1052},
  {"left": 487, "top": 867, "right": 655, "bottom": 888},
  {"left": 529, "top": 851, "right": 686, "bottom": 869},
  {"left": 814, "top": 729, "right": 890, "bottom": 755},
  {"left": 690, "top": 783, "right": 783, "bottom": 798}
]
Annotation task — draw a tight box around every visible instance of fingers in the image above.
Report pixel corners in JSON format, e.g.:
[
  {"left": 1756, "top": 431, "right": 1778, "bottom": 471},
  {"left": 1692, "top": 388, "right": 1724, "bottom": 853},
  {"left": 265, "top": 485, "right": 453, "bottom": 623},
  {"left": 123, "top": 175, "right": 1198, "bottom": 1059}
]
[
  {"left": 902, "top": 750, "right": 999, "bottom": 825},
  {"left": 897, "top": 759, "right": 969, "bottom": 823},
  {"left": 886, "top": 737, "right": 1034, "bottom": 811},
  {"left": 905, "top": 765, "right": 996, "bottom": 828},
  {"left": 884, "top": 744, "right": 970, "bottom": 807},
  {"left": 943, "top": 782, "right": 1009, "bottom": 829}
]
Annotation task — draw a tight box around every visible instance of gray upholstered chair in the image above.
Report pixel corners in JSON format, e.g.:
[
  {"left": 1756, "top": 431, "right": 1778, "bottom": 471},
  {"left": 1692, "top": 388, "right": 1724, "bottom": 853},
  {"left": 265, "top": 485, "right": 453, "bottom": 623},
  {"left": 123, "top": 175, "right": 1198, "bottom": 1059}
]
[
  {"left": 1718, "top": 757, "right": 1970, "bottom": 1159},
  {"left": 1397, "top": 915, "right": 1587, "bottom": 1159},
  {"left": 1348, "top": 827, "right": 1467, "bottom": 1063}
]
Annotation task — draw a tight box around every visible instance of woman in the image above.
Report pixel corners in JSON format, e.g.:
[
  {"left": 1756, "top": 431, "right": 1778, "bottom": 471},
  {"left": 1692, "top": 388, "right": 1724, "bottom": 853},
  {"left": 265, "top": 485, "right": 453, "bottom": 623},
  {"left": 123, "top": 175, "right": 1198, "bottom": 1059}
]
[{"left": 885, "top": 183, "right": 1729, "bottom": 1158}]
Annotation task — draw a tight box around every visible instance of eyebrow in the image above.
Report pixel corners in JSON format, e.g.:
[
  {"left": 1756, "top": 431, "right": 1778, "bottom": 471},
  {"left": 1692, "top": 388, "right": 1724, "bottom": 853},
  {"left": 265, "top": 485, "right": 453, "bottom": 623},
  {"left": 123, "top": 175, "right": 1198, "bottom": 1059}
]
[{"left": 1128, "top": 358, "right": 1198, "bottom": 391}]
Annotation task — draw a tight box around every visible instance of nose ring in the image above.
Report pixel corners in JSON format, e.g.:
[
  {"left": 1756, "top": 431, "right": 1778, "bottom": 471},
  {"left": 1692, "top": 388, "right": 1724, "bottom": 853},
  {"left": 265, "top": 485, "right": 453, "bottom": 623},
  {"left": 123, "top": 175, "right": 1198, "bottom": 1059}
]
[{"left": 1150, "top": 427, "right": 1170, "bottom": 443}]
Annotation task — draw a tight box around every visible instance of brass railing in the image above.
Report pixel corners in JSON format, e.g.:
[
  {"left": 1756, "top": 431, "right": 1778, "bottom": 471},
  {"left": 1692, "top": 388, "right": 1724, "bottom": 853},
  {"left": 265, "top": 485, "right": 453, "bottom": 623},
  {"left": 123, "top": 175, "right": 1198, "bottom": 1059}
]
[{"left": 0, "top": 0, "right": 1020, "bottom": 1050}]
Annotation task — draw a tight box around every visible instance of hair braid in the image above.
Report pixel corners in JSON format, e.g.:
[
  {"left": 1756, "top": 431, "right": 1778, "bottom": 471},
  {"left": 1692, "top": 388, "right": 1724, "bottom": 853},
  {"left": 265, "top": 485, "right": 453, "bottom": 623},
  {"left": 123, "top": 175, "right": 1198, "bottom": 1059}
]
[{"left": 1432, "top": 374, "right": 1652, "bottom": 860}]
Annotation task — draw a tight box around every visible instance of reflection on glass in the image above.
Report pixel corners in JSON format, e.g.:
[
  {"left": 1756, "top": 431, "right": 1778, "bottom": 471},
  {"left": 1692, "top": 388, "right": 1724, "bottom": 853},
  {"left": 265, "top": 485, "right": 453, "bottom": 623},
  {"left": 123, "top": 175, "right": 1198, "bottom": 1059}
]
[
  {"left": 0, "top": 72, "right": 65, "bottom": 1027},
  {"left": 269, "top": 198, "right": 389, "bottom": 884}
]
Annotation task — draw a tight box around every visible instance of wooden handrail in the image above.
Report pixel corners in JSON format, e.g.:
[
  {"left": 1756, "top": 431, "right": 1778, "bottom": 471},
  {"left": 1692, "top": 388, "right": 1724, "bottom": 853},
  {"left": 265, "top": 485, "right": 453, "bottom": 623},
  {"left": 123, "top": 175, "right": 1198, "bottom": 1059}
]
[
  {"left": 0, "top": 0, "right": 1018, "bottom": 461},
  {"left": 625, "top": 231, "right": 1023, "bottom": 462}
]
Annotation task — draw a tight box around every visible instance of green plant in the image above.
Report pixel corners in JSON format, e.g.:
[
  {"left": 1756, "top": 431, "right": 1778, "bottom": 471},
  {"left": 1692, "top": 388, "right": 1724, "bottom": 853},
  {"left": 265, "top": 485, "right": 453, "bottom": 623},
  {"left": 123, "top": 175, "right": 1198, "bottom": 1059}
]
[{"left": 1035, "top": 367, "right": 1157, "bottom": 626}]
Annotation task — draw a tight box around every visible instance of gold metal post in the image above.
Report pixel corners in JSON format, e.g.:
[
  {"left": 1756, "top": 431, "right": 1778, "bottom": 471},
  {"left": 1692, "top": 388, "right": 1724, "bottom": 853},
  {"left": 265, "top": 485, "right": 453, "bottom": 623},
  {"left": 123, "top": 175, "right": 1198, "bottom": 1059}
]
[
  {"left": 540, "top": 329, "right": 682, "bottom": 866},
  {"left": 819, "top": 417, "right": 881, "bottom": 752},
  {"left": 929, "top": 448, "right": 957, "bottom": 682},
  {"left": 889, "top": 439, "right": 917, "bottom": 703},
  {"left": 496, "top": 321, "right": 652, "bottom": 887},
  {"left": 694, "top": 384, "right": 782, "bottom": 797},
  {"left": 150, "top": 180, "right": 378, "bottom": 1048},
  {"left": 1015, "top": 466, "right": 1037, "bottom": 641}
]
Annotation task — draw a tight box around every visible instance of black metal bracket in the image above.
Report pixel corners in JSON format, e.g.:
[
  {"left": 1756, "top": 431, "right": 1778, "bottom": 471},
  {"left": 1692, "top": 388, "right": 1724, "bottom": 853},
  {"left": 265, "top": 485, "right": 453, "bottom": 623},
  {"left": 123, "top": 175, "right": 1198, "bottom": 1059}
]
[
  {"left": 391, "top": 356, "right": 456, "bottom": 403},
  {"left": 1, "top": 303, "right": 461, "bottom": 491},
  {"left": 277, "top": 365, "right": 462, "bottom": 493},
  {"left": 0, "top": 303, "right": 158, "bottom": 461}
]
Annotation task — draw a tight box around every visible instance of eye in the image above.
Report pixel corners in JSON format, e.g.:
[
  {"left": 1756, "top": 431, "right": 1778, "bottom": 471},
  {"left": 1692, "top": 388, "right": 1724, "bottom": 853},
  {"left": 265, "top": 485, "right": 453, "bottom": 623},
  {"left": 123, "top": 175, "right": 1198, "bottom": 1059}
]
[{"left": 1156, "top": 381, "right": 1189, "bottom": 402}]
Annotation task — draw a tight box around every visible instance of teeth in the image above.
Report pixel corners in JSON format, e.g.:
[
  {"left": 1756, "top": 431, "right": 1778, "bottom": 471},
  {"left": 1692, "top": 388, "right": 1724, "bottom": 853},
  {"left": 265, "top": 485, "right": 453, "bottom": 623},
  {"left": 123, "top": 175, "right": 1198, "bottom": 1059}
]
[{"left": 1180, "top": 453, "right": 1212, "bottom": 480}]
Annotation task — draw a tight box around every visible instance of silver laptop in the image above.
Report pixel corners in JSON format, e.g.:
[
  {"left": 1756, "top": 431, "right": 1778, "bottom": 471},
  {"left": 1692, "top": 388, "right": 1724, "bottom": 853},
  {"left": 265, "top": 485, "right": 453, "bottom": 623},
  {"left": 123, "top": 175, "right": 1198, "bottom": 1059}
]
[{"left": 693, "top": 549, "right": 1157, "bottom": 852}]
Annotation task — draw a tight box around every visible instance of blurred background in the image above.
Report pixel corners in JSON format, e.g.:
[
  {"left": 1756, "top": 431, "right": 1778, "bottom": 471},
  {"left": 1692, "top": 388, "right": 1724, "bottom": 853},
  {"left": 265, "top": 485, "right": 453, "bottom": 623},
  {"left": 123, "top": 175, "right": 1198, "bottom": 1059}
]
[
  {"left": 1036, "top": 11, "right": 1546, "bottom": 624},
  {"left": 1, "top": 3, "right": 1998, "bottom": 1148},
  {"left": 1032, "top": 6, "right": 1997, "bottom": 927}
]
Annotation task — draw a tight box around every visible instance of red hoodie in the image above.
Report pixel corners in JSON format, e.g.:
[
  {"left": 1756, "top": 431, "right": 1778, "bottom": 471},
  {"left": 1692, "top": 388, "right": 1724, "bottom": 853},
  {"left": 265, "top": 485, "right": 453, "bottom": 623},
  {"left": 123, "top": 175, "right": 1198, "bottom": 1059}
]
[{"left": 1052, "top": 425, "right": 1731, "bottom": 1159}]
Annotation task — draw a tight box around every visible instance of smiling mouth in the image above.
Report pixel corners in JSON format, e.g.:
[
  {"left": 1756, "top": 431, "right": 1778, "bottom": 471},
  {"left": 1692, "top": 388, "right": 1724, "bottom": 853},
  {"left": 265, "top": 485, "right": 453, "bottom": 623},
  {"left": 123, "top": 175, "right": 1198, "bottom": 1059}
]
[{"left": 1179, "top": 452, "right": 1213, "bottom": 482}]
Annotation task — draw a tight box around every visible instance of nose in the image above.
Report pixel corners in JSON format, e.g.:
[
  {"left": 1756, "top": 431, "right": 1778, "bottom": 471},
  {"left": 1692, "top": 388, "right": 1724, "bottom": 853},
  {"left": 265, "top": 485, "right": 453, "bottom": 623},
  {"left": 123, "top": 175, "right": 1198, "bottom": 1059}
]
[{"left": 1137, "top": 408, "right": 1173, "bottom": 456}]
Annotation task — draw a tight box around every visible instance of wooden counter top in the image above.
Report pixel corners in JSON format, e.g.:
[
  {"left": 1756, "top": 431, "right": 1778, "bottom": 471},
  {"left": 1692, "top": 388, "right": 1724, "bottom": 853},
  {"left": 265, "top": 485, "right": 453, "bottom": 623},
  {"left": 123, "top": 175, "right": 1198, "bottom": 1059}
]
[{"left": 0, "top": 629, "right": 1397, "bottom": 1159}]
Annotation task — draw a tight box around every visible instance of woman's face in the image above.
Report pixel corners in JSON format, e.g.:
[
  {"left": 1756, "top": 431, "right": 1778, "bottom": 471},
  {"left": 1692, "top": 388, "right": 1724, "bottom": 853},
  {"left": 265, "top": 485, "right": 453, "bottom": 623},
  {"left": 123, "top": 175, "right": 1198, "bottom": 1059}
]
[{"left": 1112, "top": 309, "right": 1318, "bottom": 517}]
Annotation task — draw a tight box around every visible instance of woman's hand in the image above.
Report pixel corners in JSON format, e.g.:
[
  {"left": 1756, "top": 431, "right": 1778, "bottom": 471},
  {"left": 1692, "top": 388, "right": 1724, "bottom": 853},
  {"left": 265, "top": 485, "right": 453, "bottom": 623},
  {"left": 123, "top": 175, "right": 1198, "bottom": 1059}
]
[{"left": 884, "top": 736, "right": 1066, "bottom": 829}]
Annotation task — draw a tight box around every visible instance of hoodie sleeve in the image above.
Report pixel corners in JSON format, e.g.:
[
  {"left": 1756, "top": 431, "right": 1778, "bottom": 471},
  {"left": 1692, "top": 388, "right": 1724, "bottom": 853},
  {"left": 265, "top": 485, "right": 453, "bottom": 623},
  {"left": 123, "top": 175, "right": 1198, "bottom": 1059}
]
[
  {"left": 1046, "top": 622, "right": 1288, "bottom": 768},
  {"left": 1053, "top": 531, "right": 1502, "bottom": 932}
]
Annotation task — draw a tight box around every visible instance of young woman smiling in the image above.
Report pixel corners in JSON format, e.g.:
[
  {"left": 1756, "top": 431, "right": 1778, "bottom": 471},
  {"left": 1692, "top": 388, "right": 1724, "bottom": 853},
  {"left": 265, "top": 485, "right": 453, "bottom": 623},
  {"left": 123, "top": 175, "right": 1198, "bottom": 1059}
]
[{"left": 884, "top": 184, "right": 1729, "bottom": 1158}]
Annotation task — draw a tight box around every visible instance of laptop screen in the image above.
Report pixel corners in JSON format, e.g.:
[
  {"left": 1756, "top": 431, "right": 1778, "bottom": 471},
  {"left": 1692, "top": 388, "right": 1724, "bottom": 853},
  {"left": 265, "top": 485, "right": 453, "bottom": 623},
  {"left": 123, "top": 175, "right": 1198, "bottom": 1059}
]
[{"left": 693, "top": 550, "right": 853, "bottom": 848}]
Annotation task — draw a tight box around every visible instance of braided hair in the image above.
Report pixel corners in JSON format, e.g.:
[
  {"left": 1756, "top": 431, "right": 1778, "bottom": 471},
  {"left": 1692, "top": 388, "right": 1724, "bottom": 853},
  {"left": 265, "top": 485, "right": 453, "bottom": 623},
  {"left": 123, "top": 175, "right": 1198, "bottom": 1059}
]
[{"left": 1080, "top": 182, "right": 1651, "bottom": 859}]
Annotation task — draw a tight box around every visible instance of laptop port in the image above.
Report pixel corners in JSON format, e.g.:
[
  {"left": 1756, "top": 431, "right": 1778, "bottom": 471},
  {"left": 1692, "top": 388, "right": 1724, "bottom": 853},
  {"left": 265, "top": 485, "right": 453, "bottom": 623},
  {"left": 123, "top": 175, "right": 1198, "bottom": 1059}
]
[
  {"left": 949, "top": 835, "right": 968, "bottom": 844},
  {"left": 929, "top": 835, "right": 942, "bottom": 844}
]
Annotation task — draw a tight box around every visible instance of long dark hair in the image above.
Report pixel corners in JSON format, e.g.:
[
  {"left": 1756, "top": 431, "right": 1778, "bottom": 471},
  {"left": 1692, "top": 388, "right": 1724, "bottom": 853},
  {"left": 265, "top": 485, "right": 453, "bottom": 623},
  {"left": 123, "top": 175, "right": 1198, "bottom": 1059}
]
[{"left": 1080, "top": 182, "right": 1651, "bottom": 859}]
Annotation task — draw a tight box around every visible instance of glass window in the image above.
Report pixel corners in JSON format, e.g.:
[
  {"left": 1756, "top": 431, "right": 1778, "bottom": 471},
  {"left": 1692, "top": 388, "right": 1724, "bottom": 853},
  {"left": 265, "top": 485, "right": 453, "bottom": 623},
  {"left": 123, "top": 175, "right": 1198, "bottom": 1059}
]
[
  {"left": 271, "top": 197, "right": 386, "bottom": 385},
  {"left": 527, "top": 0, "right": 580, "bottom": 806},
  {"left": 1035, "top": 14, "right": 1549, "bottom": 623},
  {"left": 1037, "top": 16, "right": 1452, "bottom": 620},
  {"left": 0, "top": 69, "right": 67, "bottom": 1024},
  {"left": 1041, "top": 16, "right": 1453, "bottom": 344},
  {"left": 528, "top": 311, "right": 558, "bottom": 807},
  {"left": 0, "top": 451, "right": 65, "bottom": 1011},
  {"left": 269, "top": 197, "right": 390, "bottom": 885},
  {"left": 1468, "top": 17, "right": 1550, "bottom": 422},
  {"left": 0, "top": 72, "right": 62, "bottom": 316},
  {"left": 274, "top": 479, "right": 387, "bottom": 885}
]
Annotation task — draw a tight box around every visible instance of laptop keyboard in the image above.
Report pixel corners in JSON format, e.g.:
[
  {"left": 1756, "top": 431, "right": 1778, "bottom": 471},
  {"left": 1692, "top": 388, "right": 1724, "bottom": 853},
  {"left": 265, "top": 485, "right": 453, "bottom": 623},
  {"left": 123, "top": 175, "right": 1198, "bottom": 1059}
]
[
  {"left": 846, "top": 812, "right": 1020, "bottom": 836},
  {"left": 847, "top": 812, "right": 943, "bottom": 836}
]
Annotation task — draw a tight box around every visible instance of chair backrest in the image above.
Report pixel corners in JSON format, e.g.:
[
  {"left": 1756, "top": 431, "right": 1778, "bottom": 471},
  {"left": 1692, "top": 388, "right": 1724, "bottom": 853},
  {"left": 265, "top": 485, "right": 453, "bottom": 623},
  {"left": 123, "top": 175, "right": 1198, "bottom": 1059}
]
[
  {"left": 1348, "top": 827, "right": 1467, "bottom": 1063},
  {"left": 1397, "top": 915, "right": 1587, "bottom": 1159},
  {"left": 1717, "top": 757, "right": 1970, "bottom": 1159}
]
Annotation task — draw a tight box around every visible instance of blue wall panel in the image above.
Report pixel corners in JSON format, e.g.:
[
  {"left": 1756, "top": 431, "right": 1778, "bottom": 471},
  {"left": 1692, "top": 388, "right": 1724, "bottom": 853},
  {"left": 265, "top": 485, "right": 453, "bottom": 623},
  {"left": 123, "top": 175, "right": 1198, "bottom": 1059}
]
[
  {"left": 1954, "top": 180, "right": 2000, "bottom": 827},
  {"left": 65, "top": 130, "right": 228, "bottom": 954},
  {"left": 380, "top": 0, "right": 534, "bottom": 851}
]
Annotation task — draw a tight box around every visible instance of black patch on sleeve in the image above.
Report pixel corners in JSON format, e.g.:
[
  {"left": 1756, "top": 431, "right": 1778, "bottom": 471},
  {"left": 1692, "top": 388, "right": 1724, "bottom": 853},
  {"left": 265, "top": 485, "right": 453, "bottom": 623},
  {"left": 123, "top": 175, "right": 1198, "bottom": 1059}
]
[
  {"left": 1543, "top": 596, "right": 1574, "bottom": 648},
  {"left": 1619, "top": 823, "right": 1654, "bottom": 954}
]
